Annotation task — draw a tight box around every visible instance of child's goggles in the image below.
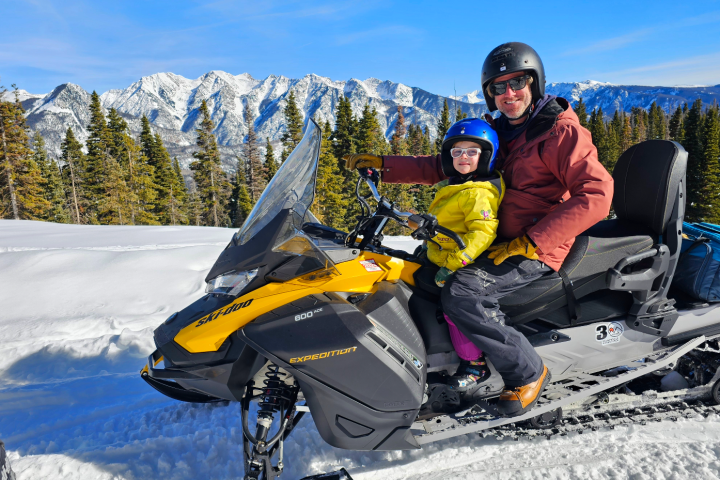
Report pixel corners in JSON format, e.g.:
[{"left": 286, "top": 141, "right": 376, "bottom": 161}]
[{"left": 450, "top": 147, "right": 481, "bottom": 158}]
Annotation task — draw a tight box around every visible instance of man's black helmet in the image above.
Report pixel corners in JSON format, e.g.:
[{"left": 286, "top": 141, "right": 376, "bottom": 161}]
[{"left": 481, "top": 42, "right": 545, "bottom": 112}]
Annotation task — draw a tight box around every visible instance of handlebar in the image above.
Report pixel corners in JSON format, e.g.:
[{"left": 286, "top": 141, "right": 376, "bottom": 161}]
[
  {"left": 358, "top": 168, "right": 467, "bottom": 250},
  {"left": 358, "top": 168, "right": 413, "bottom": 219}
]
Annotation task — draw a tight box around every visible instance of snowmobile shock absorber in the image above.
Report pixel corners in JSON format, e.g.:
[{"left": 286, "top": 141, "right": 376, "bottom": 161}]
[{"left": 242, "top": 364, "right": 301, "bottom": 480}]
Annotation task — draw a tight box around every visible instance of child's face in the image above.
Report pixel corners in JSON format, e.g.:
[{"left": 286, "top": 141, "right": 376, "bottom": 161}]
[{"left": 452, "top": 141, "right": 482, "bottom": 175}]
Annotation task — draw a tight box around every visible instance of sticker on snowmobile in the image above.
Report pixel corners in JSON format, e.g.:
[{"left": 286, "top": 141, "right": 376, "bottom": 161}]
[
  {"left": 595, "top": 321, "right": 624, "bottom": 345},
  {"left": 289, "top": 346, "right": 357, "bottom": 363},
  {"left": 359, "top": 259, "right": 383, "bottom": 272},
  {"left": 367, "top": 319, "right": 424, "bottom": 369},
  {"left": 195, "top": 299, "right": 253, "bottom": 327},
  {"left": 295, "top": 308, "right": 323, "bottom": 321}
]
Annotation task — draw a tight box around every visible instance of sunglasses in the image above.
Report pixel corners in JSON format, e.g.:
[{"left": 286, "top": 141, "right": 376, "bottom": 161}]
[
  {"left": 488, "top": 75, "right": 531, "bottom": 96},
  {"left": 450, "top": 147, "right": 481, "bottom": 158}
]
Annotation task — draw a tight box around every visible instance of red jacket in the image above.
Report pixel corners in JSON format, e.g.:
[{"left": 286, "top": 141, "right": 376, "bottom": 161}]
[{"left": 381, "top": 97, "right": 613, "bottom": 271}]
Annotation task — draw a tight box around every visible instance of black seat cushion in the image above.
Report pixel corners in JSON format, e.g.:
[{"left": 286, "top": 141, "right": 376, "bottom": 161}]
[
  {"left": 501, "top": 234, "right": 654, "bottom": 324},
  {"left": 613, "top": 140, "right": 687, "bottom": 235}
]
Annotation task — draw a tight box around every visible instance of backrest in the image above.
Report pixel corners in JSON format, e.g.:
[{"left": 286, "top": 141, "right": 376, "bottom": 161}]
[{"left": 613, "top": 140, "right": 688, "bottom": 235}]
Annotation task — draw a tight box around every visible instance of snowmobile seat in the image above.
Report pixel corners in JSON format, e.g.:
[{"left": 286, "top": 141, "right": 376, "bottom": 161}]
[{"left": 501, "top": 140, "right": 688, "bottom": 334}]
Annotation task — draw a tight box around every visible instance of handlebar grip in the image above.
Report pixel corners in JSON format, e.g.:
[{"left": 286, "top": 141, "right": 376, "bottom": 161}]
[{"left": 436, "top": 225, "right": 466, "bottom": 250}]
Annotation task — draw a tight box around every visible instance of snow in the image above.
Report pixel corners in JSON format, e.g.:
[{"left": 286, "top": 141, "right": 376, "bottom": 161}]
[{"left": 3, "top": 219, "right": 720, "bottom": 479}]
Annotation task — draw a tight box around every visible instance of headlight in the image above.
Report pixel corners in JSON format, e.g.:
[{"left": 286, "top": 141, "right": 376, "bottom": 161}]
[{"left": 205, "top": 268, "right": 258, "bottom": 296}]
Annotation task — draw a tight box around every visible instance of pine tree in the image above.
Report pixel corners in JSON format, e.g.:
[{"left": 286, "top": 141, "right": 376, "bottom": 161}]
[
  {"left": 391, "top": 106, "right": 409, "bottom": 156},
  {"left": 383, "top": 106, "right": 414, "bottom": 234},
  {"left": 281, "top": 90, "right": 304, "bottom": 162},
  {"left": 152, "top": 132, "right": 180, "bottom": 224},
  {"left": 83, "top": 91, "right": 115, "bottom": 222},
  {"left": 422, "top": 126, "right": 434, "bottom": 155},
  {"left": 684, "top": 99, "right": 705, "bottom": 221},
  {"left": 435, "top": 99, "right": 451, "bottom": 152},
  {"left": 139, "top": 116, "right": 156, "bottom": 166},
  {"left": 589, "top": 108, "right": 609, "bottom": 167},
  {"left": 455, "top": 106, "right": 468, "bottom": 122},
  {"left": 669, "top": 106, "right": 685, "bottom": 143},
  {"left": 60, "top": 127, "right": 86, "bottom": 224},
  {"left": 574, "top": 98, "right": 589, "bottom": 129},
  {"left": 186, "top": 188, "right": 204, "bottom": 226},
  {"left": 230, "top": 158, "right": 253, "bottom": 228},
  {"left": 620, "top": 112, "right": 633, "bottom": 153},
  {"left": 332, "top": 96, "right": 356, "bottom": 160},
  {"left": 313, "top": 121, "right": 348, "bottom": 229},
  {"left": 243, "top": 103, "right": 265, "bottom": 203},
  {"left": 125, "top": 131, "right": 158, "bottom": 225},
  {"left": 190, "top": 100, "right": 230, "bottom": 226},
  {"left": 0, "top": 92, "right": 48, "bottom": 220},
  {"left": 168, "top": 157, "right": 188, "bottom": 225},
  {"left": 698, "top": 107, "right": 720, "bottom": 223},
  {"left": 264, "top": 138, "right": 278, "bottom": 183},
  {"left": 33, "top": 131, "right": 69, "bottom": 223}
]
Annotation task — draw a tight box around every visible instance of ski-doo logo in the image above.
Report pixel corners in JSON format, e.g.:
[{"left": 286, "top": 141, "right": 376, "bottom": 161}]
[
  {"left": 195, "top": 299, "right": 254, "bottom": 327},
  {"left": 595, "top": 321, "right": 624, "bottom": 345},
  {"left": 289, "top": 346, "right": 357, "bottom": 364}
]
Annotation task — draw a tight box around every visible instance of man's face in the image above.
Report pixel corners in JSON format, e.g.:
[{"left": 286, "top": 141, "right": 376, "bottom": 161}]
[{"left": 490, "top": 71, "right": 533, "bottom": 124}]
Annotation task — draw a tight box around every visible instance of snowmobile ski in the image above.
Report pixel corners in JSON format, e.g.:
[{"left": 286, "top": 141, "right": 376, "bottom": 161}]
[{"left": 299, "top": 468, "right": 354, "bottom": 480}]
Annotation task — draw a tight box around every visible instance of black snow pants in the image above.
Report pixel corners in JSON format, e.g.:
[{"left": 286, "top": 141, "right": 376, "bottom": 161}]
[{"left": 441, "top": 253, "right": 551, "bottom": 387}]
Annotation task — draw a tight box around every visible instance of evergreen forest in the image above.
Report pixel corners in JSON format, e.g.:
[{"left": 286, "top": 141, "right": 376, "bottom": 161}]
[{"left": 2, "top": 84, "right": 720, "bottom": 233}]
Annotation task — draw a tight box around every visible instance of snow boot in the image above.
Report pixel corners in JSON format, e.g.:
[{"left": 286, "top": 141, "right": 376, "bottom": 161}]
[
  {"left": 496, "top": 365, "right": 551, "bottom": 417},
  {"left": 447, "top": 358, "right": 490, "bottom": 393}
]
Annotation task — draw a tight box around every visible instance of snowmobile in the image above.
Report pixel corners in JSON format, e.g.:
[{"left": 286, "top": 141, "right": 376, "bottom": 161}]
[{"left": 141, "top": 119, "right": 720, "bottom": 480}]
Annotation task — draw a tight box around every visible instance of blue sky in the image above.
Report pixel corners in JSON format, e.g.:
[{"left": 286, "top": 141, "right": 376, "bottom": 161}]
[{"left": 2, "top": 0, "right": 720, "bottom": 96}]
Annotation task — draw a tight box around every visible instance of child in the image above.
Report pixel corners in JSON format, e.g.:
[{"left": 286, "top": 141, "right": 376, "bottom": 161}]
[{"left": 424, "top": 117, "right": 504, "bottom": 393}]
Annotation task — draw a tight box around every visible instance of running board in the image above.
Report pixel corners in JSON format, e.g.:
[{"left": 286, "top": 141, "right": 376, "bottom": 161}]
[{"left": 412, "top": 336, "right": 705, "bottom": 445}]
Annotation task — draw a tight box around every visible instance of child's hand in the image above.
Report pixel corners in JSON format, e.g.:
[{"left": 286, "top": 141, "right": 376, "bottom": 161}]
[{"left": 435, "top": 267, "right": 454, "bottom": 288}]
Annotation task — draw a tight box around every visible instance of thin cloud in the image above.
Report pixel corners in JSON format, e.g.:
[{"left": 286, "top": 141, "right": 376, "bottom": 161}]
[
  {"left": 564, "top": 28, "right": 653, "bottom": 55},
  {"left": 563, "top": 11, "right": 720, "bottom": 56},
  {"left": 336, "top": 25, "right": 423, "bottom": 45},
  {"left": 593, "top": 52, "right": 720, "bottom": 86}
]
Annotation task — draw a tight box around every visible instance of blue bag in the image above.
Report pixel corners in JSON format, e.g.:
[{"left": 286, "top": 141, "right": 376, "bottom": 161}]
[{"left": 673, "top": 222, "right": 720, "bottom": 302}]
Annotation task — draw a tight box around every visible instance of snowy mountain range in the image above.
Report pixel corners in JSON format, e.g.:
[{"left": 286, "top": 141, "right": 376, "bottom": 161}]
[{"left": 7, "top": 72, "right": 720, "bottom": 168}]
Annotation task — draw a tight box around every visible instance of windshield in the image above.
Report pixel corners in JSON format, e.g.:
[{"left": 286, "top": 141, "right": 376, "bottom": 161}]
[{"left": 235, "top": 119, "right": 322, "bottom": 245}]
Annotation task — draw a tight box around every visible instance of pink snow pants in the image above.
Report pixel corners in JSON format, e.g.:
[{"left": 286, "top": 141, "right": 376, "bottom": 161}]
[{"left": 444, "top": 314, "right": 482, "bottom": 361}]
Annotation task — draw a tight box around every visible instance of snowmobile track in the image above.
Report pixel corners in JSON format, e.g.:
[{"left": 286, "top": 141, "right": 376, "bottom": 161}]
[{"left": 413, "top": 336, "right": 706, "bottom": 444}]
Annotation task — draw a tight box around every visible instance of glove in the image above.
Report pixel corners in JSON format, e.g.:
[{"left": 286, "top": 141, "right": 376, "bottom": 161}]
[
  {"left": 343, "top": 153, "right": 383, "bottom": 171},
  {"left": 434, "top": 267, "right": 454, "bottom": 288},
  {"left": 487, "top": 235, "right": 539, "bottom": 266}
]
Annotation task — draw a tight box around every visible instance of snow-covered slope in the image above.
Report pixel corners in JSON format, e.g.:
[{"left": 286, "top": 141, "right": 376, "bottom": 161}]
[{"left": 2, "top": 220, "right": 720, "bottom": 480}]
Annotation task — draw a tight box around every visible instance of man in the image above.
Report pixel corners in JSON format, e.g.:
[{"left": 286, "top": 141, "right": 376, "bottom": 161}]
[{"left": 344, "top": 42, "right": 613, "bottom": 417}]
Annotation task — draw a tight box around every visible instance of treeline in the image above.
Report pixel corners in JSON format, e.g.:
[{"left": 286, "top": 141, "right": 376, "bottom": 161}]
[
  {"left": 0, "top": 85, "right": 461, "bottom": 234},
  {"left": 574, "top": 98, "right": 720, "bottom": 223},
  {"left": 6, "top": 84, "right": 717, "bottom": 232},
  {"left": 0, "top": 87, "right": 188, "bottom": 225}
]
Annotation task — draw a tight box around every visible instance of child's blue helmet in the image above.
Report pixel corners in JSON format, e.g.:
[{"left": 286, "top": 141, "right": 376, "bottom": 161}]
[{"left": 441, "top": 118, "right": 499, "bottom": 177}]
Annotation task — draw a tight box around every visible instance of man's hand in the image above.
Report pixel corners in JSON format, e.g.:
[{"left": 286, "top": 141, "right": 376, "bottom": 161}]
[
  {"left": 435, "top": 267, "right": 454, "bottom": 288},
  {"left": 487, "top": 235, "right": 538, "bottom": 265},
  {"left": 343, "top": 153, "right": 382, "bottom": 171}
]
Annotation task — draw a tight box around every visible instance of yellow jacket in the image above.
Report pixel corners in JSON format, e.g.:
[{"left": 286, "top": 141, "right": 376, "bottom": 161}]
[{"left": 427, "top": 175, "right": 505, "bottom": 272}]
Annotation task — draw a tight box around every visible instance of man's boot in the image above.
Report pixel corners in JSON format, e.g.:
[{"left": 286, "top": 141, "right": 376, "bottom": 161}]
[{"left": 496, "top": 365, "right": 551, "bottom": 417}]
